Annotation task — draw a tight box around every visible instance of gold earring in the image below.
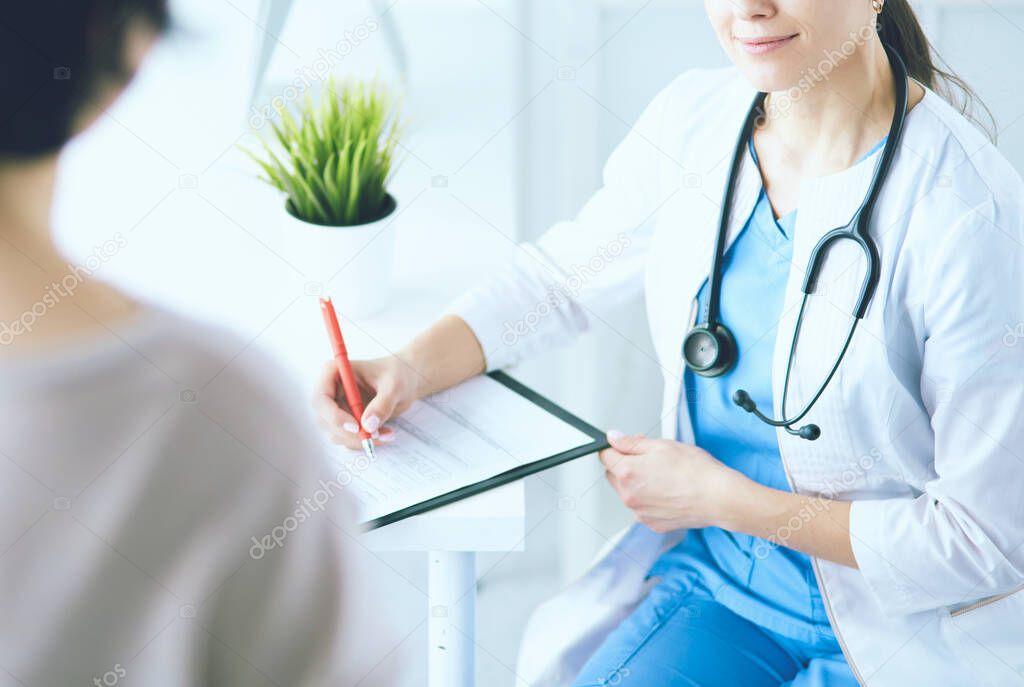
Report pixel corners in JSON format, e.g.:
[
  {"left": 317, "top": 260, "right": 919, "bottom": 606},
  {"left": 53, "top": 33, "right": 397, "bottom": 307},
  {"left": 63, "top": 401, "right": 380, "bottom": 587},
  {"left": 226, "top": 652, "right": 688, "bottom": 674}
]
[{"left": 872, "top": 0, "right": 884, "bottom": 13}]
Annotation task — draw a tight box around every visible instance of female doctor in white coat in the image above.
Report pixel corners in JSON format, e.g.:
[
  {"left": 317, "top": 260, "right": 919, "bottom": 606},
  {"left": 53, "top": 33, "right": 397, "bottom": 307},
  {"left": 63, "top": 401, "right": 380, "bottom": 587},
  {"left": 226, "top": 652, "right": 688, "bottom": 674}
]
[{"left": 315, "top": 1, "right": 1024, "bottom": 684}]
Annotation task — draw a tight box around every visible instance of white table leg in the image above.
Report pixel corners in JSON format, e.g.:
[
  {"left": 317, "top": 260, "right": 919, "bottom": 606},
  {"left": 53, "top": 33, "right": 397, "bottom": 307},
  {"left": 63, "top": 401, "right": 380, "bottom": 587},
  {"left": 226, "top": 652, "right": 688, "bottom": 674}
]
[{"left": 428, "top": 551, "right": 476, "bottom": 687}]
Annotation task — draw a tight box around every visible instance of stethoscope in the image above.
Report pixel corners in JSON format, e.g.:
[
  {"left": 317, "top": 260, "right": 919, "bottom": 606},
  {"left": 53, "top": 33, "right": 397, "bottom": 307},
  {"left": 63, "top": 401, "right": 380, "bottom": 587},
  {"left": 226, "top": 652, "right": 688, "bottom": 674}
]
[{"left": 682, "top": 43, "right": 909, "bottom": 441}]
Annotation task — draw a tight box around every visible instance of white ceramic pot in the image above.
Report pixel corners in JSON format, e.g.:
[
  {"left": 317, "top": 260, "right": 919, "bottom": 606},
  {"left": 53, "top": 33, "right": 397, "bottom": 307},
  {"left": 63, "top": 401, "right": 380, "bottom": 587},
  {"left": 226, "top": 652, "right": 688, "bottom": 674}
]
[{"left": 281, "top": 194, "right": 397, "bottom": 319}]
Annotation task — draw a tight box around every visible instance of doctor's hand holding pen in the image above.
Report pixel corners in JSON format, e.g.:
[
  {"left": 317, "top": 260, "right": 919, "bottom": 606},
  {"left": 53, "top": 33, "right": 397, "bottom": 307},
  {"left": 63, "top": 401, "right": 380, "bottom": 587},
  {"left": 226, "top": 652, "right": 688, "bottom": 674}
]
[{"left": 312, "top": 314, "right": 487, "bottom": 451}]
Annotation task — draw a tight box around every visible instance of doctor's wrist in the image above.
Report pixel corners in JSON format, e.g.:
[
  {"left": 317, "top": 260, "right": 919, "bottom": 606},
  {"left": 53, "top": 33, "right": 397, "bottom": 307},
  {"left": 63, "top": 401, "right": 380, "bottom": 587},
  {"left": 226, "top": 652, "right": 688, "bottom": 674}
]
[
  {"left": 399, "top": 315, "right": 487, "bottom": 400},
  {"left": 713, "top": 474, "right": 766, "bottom": 533}
]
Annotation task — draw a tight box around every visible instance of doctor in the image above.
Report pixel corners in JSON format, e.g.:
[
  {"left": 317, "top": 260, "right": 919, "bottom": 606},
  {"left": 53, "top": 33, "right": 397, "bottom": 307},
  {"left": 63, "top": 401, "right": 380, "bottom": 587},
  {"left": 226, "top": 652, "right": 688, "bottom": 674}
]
[{"left": 315, "top": 0, "right": 1024, "bottom": 685}]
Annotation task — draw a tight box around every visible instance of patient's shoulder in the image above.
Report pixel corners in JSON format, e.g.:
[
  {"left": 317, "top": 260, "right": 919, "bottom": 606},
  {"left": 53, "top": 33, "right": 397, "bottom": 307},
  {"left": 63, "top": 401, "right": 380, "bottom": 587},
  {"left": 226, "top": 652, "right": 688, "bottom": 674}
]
[{"left": 1, "top": 302, "right": 352, "bottom": 547}]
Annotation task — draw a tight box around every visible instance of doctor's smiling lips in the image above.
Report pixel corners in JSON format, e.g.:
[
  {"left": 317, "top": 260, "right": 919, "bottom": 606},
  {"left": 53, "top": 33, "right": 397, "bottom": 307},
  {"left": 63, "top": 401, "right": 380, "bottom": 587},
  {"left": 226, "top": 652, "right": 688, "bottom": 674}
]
[{"left": 735, "top": 33, "right": 800, "bottom": 55}]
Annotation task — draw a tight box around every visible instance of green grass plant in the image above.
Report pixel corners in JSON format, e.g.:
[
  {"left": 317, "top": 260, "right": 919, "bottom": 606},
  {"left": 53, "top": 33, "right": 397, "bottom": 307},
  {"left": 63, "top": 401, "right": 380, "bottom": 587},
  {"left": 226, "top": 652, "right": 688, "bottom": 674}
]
[{"left": 246, "top": 77, "right": 403, "bottom": 226}]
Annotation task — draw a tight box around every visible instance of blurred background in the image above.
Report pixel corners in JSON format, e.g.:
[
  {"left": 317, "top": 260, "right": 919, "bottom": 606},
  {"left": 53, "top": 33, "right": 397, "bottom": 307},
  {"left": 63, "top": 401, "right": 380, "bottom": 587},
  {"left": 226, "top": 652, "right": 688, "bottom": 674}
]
[{"left": 51, "top": 0, "right": 1024, "bottom": 683}]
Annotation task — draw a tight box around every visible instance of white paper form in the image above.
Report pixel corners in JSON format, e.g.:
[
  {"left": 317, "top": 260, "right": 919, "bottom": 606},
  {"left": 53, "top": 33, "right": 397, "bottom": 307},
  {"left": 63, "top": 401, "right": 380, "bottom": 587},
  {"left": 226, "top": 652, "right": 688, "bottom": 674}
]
[{"left": 328, "top": 375, "right": 595, "bottom": 523}]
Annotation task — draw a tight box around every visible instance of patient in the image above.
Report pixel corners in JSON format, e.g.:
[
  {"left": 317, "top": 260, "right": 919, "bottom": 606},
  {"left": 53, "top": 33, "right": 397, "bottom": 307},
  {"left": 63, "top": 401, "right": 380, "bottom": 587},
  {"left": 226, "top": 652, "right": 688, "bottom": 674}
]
[{"left": 0, "top": 3, "right": 395, "bottom": 684}]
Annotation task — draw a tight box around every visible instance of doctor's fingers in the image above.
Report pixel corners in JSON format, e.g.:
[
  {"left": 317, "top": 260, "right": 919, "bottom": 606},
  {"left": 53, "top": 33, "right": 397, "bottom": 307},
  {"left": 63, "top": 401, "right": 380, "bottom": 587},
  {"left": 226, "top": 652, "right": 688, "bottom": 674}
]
[
  {"left": 602, "top": 461, "right": 648, "bottom": 513},
  {"left": 311, "top": 388, "right": 360, "bottom": 448},
  {"left": 600, "top": 448, "right": 642, "bottom": 485},
  {"left": 606, "top": 431, "right": 658, "bottom": 455},
  {"left": 361, "top": 378, "right": 406, "bottom": 431},
  {"left": 313, "top": 372, "right": 357, "bottom": 430},
  {"left": 599, "top": 446, "right": 626, "bottom": 471},
  {"left": 315, "top": 413, "right": 394, "bottom": 449},
  {"left": 312, "top": 359, "right": 376, "bottom": 426},
  {"left": 311, "top": 368, "right": 392, "bottom": 442},
  {"left": 319, "top": 422, "right": 363, "bottom": 449},
  {"left": 603, "top": 462, "right": 624, "bottom": 494}
]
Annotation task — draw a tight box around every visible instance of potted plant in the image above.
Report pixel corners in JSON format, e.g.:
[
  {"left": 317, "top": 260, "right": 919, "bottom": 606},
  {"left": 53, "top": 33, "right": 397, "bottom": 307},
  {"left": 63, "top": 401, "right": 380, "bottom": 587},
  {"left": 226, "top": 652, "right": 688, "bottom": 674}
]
[{"left": 247, "top": 77, "right": 404, "bottom": 317}]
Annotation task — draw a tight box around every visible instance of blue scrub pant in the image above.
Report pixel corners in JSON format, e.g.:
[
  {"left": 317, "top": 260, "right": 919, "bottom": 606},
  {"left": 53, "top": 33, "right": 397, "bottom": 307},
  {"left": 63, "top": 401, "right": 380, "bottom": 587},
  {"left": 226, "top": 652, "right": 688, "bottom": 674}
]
[{"left": 571, "top": 582, "right": 856, "bottom": 687}]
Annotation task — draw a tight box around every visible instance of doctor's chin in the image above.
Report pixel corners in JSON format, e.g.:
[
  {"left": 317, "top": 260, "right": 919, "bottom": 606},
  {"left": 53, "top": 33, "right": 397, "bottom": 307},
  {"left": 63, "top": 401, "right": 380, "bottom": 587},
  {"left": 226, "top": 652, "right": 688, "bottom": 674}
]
[{"left": 3, "top": 1, "right": 1023, "bottom": 686}]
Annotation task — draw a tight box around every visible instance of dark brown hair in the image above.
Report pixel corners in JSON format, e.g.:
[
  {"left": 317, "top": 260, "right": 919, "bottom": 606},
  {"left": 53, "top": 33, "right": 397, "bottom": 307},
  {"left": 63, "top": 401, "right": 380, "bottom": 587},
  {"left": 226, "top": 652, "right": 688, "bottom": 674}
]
[
  {"left": 878, "top": 0, "right": 996, "bottom": 140},
  {"left": 0, "top": 1, "right": 169, "bottom": 159}
]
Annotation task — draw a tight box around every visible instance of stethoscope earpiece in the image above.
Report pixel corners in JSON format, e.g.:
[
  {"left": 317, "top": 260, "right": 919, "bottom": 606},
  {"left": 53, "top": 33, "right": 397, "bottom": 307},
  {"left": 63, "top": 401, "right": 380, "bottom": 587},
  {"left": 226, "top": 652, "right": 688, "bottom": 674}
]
[
  {"left": 795, "top": 424, "right": 821, "bottom": 441},
  {"left": 732, "top": 388, "right": 821, "bottom": 441},
  {"left": 731, "top": 389, "right": 755, "bottom": 412}
]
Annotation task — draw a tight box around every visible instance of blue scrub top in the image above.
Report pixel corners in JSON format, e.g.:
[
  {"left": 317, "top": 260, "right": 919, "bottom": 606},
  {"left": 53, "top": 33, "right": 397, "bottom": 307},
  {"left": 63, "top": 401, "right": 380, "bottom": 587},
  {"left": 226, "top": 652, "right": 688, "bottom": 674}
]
[{"left": 649, "top": 135, "right": 888, "bottom": 649}]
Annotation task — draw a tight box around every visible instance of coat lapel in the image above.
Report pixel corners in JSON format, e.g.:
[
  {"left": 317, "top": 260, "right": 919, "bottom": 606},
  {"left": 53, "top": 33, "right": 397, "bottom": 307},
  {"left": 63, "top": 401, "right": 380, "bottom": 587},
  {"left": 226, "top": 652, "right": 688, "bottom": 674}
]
[{"left": 771, "top": 154, "right": 883, "bottom": 486}]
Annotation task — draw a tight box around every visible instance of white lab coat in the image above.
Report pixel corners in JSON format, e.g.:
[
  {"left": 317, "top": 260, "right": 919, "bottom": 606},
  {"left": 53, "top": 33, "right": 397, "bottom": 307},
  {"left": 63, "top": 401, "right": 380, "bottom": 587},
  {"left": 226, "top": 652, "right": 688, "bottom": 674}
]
[{"left": 447, "top": 66, "right": 1024, "bottom": 686}]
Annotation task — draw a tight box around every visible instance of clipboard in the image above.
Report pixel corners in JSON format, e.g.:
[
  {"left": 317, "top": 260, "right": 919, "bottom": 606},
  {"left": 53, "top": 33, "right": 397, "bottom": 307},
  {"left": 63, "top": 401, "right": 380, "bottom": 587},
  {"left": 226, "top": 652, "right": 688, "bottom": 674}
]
[{"left": 363, "top": 371, "right": 609, "bottom": 530}]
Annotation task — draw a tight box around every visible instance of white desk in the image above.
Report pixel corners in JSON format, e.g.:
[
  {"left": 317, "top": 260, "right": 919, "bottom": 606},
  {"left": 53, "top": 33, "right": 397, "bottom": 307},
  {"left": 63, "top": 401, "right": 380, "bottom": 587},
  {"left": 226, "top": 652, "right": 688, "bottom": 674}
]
[{"left": 362, "top": 482, "right": 525, "bottom": 686}]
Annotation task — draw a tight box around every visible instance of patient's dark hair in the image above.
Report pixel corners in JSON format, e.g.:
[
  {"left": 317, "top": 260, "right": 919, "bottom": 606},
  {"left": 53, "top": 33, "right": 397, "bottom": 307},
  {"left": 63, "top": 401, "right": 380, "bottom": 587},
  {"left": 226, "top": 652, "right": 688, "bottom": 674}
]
[{"left": 0, "top": 1, "right": 169, "bottom": 159}]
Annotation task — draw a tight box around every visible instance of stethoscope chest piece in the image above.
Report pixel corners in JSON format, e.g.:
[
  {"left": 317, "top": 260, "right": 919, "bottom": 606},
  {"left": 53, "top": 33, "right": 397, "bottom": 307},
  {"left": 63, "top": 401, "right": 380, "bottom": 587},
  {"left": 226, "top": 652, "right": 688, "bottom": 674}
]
[{"left": 683, "top": 322, "right": 737, "bottom": 377}]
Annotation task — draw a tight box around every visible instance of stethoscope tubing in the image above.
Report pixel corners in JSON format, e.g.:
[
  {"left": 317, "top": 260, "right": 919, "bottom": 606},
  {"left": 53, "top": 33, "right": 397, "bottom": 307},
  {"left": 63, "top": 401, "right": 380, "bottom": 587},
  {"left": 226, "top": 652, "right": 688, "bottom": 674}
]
[{"left": 684, "top": 43, "right": 910, "bottom": 439}]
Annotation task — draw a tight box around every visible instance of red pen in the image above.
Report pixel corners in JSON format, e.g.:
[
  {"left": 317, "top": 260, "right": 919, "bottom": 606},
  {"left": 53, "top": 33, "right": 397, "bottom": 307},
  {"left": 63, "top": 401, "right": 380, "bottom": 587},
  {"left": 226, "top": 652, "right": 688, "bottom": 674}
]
[{"left": 319, "top": 297, "right": 377, "bottom": 462}]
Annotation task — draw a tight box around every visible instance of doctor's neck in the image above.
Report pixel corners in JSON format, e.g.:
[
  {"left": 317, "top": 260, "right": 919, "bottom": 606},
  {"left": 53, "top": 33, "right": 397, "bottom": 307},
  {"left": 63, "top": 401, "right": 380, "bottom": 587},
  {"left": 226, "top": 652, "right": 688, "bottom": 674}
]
[{"left": 761, "top": 36, "right": 918, "bottom": 169}]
